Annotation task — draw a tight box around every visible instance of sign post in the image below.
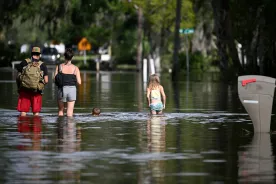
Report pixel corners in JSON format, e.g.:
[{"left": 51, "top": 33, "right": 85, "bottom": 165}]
[
  {"left": 179, "top": 28, "right": 194, "bottom": 72},
  {"left": 78, "top": 37, "right": 91, "bottom": 65}
]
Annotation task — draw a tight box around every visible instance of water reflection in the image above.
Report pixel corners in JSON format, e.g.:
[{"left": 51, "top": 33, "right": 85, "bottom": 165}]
[
  {"left": 147, "top": 116, "right": 166, "bottom": 183},
  {"left": 0, "top": 70, "right": 244, "bottom": 113},
  {"left": 56, "top": 117, "right": 82, "bottom": 182},
  {"left": 2, "top": 70, "right": 274, "bottom": 182},
  {"left": 57, "top": 117, "right": 81, "bottom": 152},
  {"left": 172, "top": 81, "right": 180, "bottom": 112},
  {"left": 147, "top": 116, "right": 166, "bottom": 152},
  {"left": 16, "top": 116, "right": 43, "bottom": 183},
  {"left": 17, "top": 116, "right": 42, "bottom": 151},
  {"left": 238, "top": 133, "right": 274, "bottom": 183},
  {"left": 136, "top": 72, "right": 143, "bottom": 111}
]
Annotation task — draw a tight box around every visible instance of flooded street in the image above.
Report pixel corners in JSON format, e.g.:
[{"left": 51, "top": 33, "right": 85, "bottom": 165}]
[{"left": 0, "top": 68, "right": 275, "bottom": 183}]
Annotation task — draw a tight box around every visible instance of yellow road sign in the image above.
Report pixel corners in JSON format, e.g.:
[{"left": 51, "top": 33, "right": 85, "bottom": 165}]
[{"left": 78, "top": 37, "right": 91, "bottom": 51}]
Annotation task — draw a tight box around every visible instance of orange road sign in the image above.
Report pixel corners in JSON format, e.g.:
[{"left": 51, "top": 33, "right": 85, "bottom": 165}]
[{"left": 78, "top": 37, "right": 91, "bottom": 51}]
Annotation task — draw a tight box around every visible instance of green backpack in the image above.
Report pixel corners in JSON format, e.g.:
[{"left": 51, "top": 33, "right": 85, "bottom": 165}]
[{"left": 19, "top": 58, "right": 45, "bottom": 91}]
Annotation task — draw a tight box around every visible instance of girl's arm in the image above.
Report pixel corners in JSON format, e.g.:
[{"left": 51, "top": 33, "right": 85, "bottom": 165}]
[
  {"left": 146, "top": 88, "right": 151, "bottom": 106},
  {"left": 160, "top": 85, "right": 166, "bottom": 109},
  {"left": 76, "top": 67, "right": 82, "bottom": 85}
]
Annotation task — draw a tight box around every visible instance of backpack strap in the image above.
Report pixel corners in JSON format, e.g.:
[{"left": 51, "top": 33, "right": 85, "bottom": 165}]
[
  {"left": 25, "top": 59, "right": 43, "bottom": 67},
  {"left": 73, "top": 66, "right": 77, "bottom": 74},
  {"left": 37, "top": 61, "right": 44, "bottom": 80},
  {"left": 58, "top": 64, "right": 62, "bottom": 73},
  {"left": 25, "top": 58, "right": 31, "bottom": 63},
  {"left": 37, "top": 61, "right": 43, "bottom": 67}
]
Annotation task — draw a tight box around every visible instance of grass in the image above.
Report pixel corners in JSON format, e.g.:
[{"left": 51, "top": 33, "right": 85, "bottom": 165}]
[
  {"left": 116, "top": 64, "right": 136, "bottom": 70},
  {"left": 73, "top": 55, "right": 97, "bottom": 61}
]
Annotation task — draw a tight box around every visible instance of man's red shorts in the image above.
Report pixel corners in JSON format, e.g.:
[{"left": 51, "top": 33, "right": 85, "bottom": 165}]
[{"left": 17, "top": 90, "right": 42, "bottom": 113}]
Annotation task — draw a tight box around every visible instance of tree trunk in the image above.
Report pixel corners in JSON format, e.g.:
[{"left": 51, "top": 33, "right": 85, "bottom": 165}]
[
  {"left": 224, "top": 9, "right": 243, "bottom": 73},
  {"left": 212, "top": 0, "right": 242, "bottom": 73},
  {"left": 248, "top": 6, "right": 263, "bottom": 74},
  {"left": 191, "top": 22, "right": 215, "bottom": 56},
  {"left": 271, "top": 42, "right": 276, "bottom": 77},
  {"left": 172, "top": 0, "right": 182, "bottom": 81},
  {"left": 211, "top": 0, "right": 229, "bottom": 71},
  {"left": 136, "top": 8, "right": 143, "bottom": 72},
  {"left": 192, "top": 0, "right": 215, "bottom": 55},
  {"left": 152, "top": 47, "right": 161, "bottom": 74},
  {"left": 258, "top": 30, "right": 265, "bottom": 75},
  {"left": 149, "top": 31, "right": 161, "bottom": 74}
]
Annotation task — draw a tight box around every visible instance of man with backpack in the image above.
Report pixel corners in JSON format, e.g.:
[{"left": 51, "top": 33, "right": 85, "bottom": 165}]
[{"left": 16, "top": 46, "right": 48, "bottom": 116}]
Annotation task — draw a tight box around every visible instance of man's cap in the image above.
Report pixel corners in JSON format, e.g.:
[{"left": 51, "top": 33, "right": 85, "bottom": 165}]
[{"left": 31, "top": 47, "right": 41, "bottom": 53}]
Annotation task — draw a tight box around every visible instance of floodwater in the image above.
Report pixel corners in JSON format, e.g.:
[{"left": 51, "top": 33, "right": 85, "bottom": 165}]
[{"left": 0, "top": 67, "right": 275, "bottom": 183}]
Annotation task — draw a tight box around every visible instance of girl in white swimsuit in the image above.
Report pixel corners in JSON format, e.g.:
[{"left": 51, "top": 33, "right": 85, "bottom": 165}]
[{"left": 146, "top": 74, "right": 166, "bottom": 115}]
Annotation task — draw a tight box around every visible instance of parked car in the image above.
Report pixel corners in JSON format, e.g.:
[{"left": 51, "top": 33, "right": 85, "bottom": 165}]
[{"left": 41, "top": 47, "right": 61, "bottom": 65}]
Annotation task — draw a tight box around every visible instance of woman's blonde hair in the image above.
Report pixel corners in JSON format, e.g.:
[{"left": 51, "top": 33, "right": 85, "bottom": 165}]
[{"left": 147, "top": 74, "right": 160, "bottom": 90}]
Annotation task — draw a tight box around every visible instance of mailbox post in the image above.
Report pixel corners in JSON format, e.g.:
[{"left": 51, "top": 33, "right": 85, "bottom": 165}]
[{"left": 238, "top": 75, "right": 276, "bottom": 132}]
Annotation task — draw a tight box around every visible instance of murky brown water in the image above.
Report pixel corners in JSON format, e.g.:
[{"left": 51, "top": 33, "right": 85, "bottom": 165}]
[{"left": 0, "top": 68, "right": 275, "bottom": 183}]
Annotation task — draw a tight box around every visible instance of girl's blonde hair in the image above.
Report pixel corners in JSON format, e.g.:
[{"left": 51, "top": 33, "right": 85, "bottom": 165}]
[{"left": 147, "top": 74, "right": 160, "bottom": 90}]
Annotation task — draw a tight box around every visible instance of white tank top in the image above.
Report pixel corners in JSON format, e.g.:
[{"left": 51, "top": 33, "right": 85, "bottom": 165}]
[{"left": 151, "top": 89, "right": 161, "bottom": 101}]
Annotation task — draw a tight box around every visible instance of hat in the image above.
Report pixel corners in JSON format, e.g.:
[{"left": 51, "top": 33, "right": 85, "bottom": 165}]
[{"left": 31, "top": 47, "right": 41, "bottom": 53}]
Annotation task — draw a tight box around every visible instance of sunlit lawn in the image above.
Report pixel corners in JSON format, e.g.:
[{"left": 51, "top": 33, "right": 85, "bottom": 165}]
[{"left": 73, "top": 55, "right": 97, "bottom": 61}]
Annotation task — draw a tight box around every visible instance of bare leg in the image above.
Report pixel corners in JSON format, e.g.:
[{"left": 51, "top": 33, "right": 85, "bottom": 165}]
[
  {"left": 151, "top": 110, "right": 156, "bottom": 115},
  {"left": 66, "top": 101, "right": 75, "bottom": 117},
  {"left": 58, "top": 100, "right": 65, "bottom": 116},
  {"left": 156, "top": 110, "right": 163, "bottom": 115},
  {"left": 20, "top": 112, "right": 27, "bottom": 116},
  {"left": 33, "top": 112, "right": 40, "bottom": 116}
]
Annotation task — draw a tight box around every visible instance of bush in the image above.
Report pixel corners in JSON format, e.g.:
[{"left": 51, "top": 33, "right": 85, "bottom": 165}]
[
  {"left": 0, "top": 42, "right": 18, "bottom": 67},
  {"left": 179, "top": 51, "right": 212, "bottom": 71},
  {"left": 74, "top": 59, "right": 112, "bottom": 71}
]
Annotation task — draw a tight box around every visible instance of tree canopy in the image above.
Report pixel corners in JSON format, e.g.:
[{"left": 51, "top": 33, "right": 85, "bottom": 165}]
[{"left": 1, "top": 0, "right": 276, "bottom": 77}]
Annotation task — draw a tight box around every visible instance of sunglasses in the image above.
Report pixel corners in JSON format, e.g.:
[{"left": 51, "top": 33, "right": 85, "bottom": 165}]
[{"left": 32, "top": 52, "right": 40, "bottom": 56}]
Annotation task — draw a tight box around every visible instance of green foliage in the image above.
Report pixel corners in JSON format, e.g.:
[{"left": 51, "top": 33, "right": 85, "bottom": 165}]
[
  {"left": 1, "top": 0, "right": 198, "bottom": 72},
  {"left": 74, "top": 59, "right": 96, "bottom": 70},
  {"left": 11, "top": 18, "right": 48, "bottom": 44},
  {"left": 0, "top": 1, "right": 21, "bottom": 31},
  {"left": 128, "top": 0, "right": 195, "bottom": 31},
  {"left": 0, "top": 42, "right": 14, "bottom": 67},
  {"left": 125, "top": 0, "right": 195, "bottom": 68},
  {"left": 142, "top": 38, "right": 151, "bottom": 57},
  {"left": 161, "top": 53, "right": 173, "bottom": 71},
  {"left": 5, "top": 0, "right": 276, "bottom": 77},
  {"left": 56, "top": 22, "right": 83, "bottom": 45},
  {"left": 85, "top": 26, "right": 110, "bottom": 46},
  {"left": 0, "top": 41, "right": 25, "bottom": 67},
  {"left": 179, "top": 51, "right": 212, "bottom": 71},
  {"left": 113, "top": 29, "right": 137, "bottom": 65}
]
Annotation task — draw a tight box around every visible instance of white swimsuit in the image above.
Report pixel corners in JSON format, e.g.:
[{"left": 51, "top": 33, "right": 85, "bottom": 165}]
[{"left": 150, "top": 89, "right": 163, "bottom": 111}]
